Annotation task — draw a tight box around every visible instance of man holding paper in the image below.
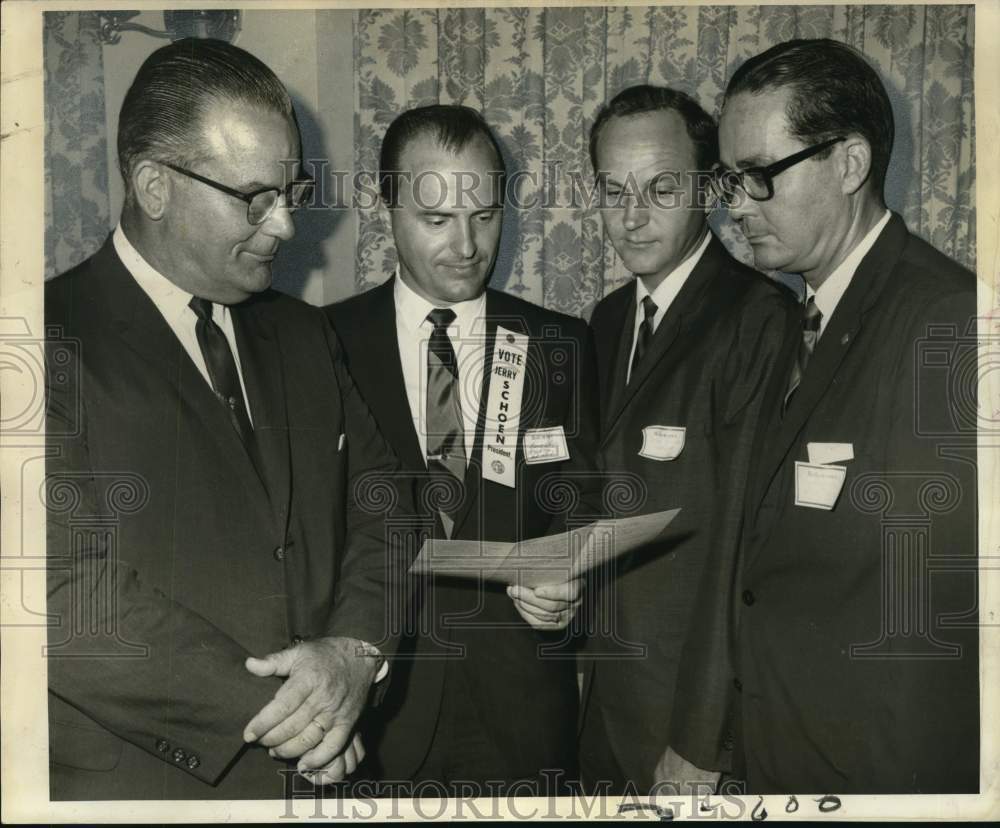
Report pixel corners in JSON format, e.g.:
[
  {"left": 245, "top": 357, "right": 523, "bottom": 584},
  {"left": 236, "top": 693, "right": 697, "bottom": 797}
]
[
  {"left": 326, "top": 105, "right": 601, "bottom": 789},
  {"left": 707, "top": 39, "right": 979, "bottom": 792},
  {"left": 579, "top": 85, "right": 796, "bottom": 794}
]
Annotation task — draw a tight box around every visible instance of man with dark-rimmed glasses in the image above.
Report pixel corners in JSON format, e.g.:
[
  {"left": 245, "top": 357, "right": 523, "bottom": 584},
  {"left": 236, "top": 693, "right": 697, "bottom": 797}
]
[
  {"left": 681, "top": 37, "right": 979, "bottom": 795},
  {"left": 45, "top": 38, "right": 409, "bottom": 799}
]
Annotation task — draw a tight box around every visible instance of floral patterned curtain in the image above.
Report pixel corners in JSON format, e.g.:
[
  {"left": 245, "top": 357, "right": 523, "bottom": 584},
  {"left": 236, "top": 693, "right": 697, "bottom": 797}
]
[
  {"left": 351, "top": 4, "right": 976, "bottom": 318},
  {"left": 43, "top": 11, "right": 110, "bottom": 279}
]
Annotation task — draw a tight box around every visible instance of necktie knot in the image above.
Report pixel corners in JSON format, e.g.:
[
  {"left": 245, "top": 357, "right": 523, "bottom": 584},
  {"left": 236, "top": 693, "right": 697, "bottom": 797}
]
[
  {"left": 427, "top": 307, "right": 457, "bottom": 331},
  {"left": 641, "top": 295, "right": 658, "bottom": 325},
  {"left": 189, "top": 296, "right": 214, "bottom": 323}
]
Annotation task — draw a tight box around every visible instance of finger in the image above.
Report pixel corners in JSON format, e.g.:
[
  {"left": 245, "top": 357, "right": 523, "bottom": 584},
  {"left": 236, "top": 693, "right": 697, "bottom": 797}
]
[
  {"left": 342, "top": 742, "right": 359, "bottom": 776},
  {"left": 266, "top": 709, "right": 331, "bottom": 757},
  {"left": 244, "top": 676, "right": 313, "bottom": 743},
  {"left": 512, "top": 601, "right": 561, "bottom": 630},
  {"left": 304, "top": 754, "right": 347, "bottom": 787},
  {"left": 513, "top": 597, "right": 559, "bottom": 623},
  {"left": 244, "top": 645, "right": 299, "bottom": 679},
  {"left": 296, "top": 721, "right": 354, "bottom": 771},
  {"left": 353, "top": 733, "right": 366, "bottom": 765},
  {"left": 508, "top": 586, "right": 568, "bottom": 614},
  {"left": 534, "top": 578, "right": 584, "bottom": 602}
]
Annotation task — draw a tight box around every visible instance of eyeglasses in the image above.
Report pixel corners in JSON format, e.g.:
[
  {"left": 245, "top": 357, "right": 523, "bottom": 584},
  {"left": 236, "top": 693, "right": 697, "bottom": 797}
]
[
  {"left": 162, "top": 162, "right": 315, "bottom": 225},
  {"left": 710, "top": 136, "right": 846, "bottom": 205}
]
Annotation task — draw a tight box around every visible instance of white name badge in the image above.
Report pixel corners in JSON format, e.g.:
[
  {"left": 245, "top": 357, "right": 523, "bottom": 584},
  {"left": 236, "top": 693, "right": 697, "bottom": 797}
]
[
  {"left": 482, "top": 327, "right": 530, "bottom": 488},
  {"left": 639, "top": 426, "right": 686, "bottom": 461},
  {"left": 807, "top": 442, "right": 854, "bottom": 465},
  {"left": 794, "top": 461, "right": 847, "bottom": 510},
  {"left": 524, "top": 426, "right": 569, "bottom": 464}
]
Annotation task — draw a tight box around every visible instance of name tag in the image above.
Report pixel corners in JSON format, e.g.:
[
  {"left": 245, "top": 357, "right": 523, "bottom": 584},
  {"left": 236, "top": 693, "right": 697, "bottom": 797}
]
[
  {"left": 807, "top": 442, "right": 854, "bottom": 465},
  {"left": 794, "top": 461, "right": 847, "bottom": 510},
  {"left": 482, "top": 327, "right": 530, "bottom": 489},
  {"left": 524, "top": 426, "right": 569, "bottom": 464},
  {"left": 639, "top": 426, "right": 686, "bottom": 461}
]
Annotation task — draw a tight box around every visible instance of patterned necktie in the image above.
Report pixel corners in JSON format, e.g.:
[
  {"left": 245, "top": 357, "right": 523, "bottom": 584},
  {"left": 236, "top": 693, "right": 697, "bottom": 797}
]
[
  {"left": 425, "top": 308, "right": 466, "bottom": 482},
  {"left": 189, "top": 297, "right": 255, "bottom": 448},
  {"left": 784, "top": 296, "right": 823, "bottom": 409},
  {"left": 629, "top": 295, "right": 659, "bottom": 383}
]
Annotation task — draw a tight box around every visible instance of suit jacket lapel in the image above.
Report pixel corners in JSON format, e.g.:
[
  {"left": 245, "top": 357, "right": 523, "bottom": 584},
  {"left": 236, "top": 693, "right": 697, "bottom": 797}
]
[
  {"left": 97, "top": 237, "right": 271, "bottom": 508},
  {"left": 751, "top": 214, "right": 908, "bottom": 514},
  {"left": 602, "top": 236, "right": 724, "bottom": 442},
  {"left": 231, "top": 300, "right": 291, "bottom": 520},
  {"left": 356, "top": 278, "right": 427, "bottom": 472},
  {"left": 599, "top": 283, "right": 636, "bottom": 433},
  {"left": 449, "top": 298, "right": 503, "bottom": 539}
]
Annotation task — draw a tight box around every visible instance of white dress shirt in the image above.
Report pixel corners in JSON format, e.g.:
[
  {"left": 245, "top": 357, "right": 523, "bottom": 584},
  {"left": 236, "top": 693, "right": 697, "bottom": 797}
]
[
  {"left": 808, "top": 209, "right": 892, "bottom": 339},
  {"left": 393, "top": 270, "right": 488, "bottom": 467},
  {"left": 113, "top": 225, "right": 253, "bottom": 423},
  {"left": 627, "top": 230, "right": 712, "bottom": 383}
]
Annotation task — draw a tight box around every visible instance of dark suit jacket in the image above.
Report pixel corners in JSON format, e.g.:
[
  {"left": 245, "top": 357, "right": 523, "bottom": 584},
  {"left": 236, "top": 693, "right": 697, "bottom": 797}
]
[
  {"left": 45, "top": 238, "right": 406, "bottom": 799},
  {"left": 327, "top": 277, "right": 601, "bottom": 781},
  {"left": 733, "top": 214, "right": 979, "bottom": 793},
  {"left": 581, "top": 234, "right": 797, "bottom": 791}
]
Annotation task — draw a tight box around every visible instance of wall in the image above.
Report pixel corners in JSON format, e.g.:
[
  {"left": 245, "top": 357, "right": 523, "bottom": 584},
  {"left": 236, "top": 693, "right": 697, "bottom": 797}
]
[{"left": 100, "top": 9, "right": 356, "bottom": 304}]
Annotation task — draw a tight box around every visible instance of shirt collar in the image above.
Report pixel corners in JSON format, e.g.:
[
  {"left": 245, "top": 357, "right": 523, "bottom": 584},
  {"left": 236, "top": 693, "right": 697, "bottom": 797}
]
[
  {"left": 635, "top": 229, "right": 711, "bottom": 309},
  {"left": 809, "top": 209, "right": 892, "bottom": 321},
  {"left": 393, "top": 267, "right": 487, "bottom": 336},
  {"left": 113, "top": 224, "right": 198, "bottom": 326}
]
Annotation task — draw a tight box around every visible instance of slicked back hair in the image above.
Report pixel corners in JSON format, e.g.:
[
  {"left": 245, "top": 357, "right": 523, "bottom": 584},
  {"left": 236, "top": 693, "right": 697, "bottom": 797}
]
[
  {"left": 379, "top": 104, "right": 506, "bottom": 206},
  {"left": 725, "top": 38, "right": 894, "bottom": 199},
  {"left": 117, "top": 38, "right": 298, "bottom": 195},
  {"left": 589, "top": 84, "right": 718, "bottom": 173}
]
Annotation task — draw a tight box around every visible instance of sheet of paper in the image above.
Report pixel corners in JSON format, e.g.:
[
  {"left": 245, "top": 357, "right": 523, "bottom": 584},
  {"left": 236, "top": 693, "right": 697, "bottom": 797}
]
[
  {"left": 806, "top": 441, "right": 854, "bottom": 465},
  {"left": 408, "top": 508, "right": 681, "bottom": 588}
]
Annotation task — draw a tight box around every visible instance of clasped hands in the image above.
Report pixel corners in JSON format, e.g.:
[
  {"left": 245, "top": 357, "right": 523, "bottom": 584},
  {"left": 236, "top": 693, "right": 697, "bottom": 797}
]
[
  {"left": 507, "top": 577, "right": 583, "bottom": 630},
  {"left": 243, "top": 636, "right": 377, "bottom": 785}
]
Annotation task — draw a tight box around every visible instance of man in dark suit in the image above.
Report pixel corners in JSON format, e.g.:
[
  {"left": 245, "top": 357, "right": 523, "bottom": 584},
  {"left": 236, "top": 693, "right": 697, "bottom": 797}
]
[
  {"left": 578, "top": 85, "right": 796, "bottom": 795},
  {"left": 705, "top": 38, "right": 979, "bottom": 793},
  {"left": 327, "top": 105, "right": 601, "bottom": 792},
  {"left": 46, "top": 39, "right": 408, "bottom": 799}
]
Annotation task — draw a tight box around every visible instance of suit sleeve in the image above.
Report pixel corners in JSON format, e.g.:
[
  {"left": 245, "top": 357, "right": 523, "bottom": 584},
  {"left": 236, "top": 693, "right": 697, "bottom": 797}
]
[
  {"left": 321, "top": 318, "right": 414, "bottom": 663},
  {"left": 45, "top": 339, "right": 281, "bottom": 786},
  {"left": 667, "top": 287, "right": 799, "bottom": 772}
]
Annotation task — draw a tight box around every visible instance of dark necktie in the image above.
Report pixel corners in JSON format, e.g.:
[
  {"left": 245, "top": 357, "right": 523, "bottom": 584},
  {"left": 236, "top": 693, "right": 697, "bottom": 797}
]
[
  {"left": 784, "top": 296, "right": 823, "bottom": 409},
  {"left": 189, "top": 297, "right": 255, "bottom": 448},
  {"left": 425, "top": 308, "right": 466, "bottom": 482},
  {"left": 630, "top": 295, "right": 658, "bottom": 383}
]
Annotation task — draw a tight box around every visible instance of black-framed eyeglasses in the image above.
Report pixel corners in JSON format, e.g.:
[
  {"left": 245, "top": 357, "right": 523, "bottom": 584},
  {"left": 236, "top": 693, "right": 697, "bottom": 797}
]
[
  {"left": 710, "top": 136, "right": 846, "bottom": 205},
  {"left": 162, "top": 162, "right": 315, "bottom": 225}
]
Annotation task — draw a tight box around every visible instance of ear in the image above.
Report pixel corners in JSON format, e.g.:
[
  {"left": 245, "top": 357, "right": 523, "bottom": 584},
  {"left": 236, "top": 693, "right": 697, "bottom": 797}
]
[
  {"left": 131, "top": 160, "right": 170, "bottom": 220},
  {"left": 840, "top": 135, "right": 872, "bottom": 196}
]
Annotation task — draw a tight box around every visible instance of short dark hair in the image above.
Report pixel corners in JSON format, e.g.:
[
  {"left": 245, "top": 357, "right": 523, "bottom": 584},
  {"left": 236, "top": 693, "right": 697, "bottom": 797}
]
[
  {"left": 378, "top": 105, "right": 506, "bottom": 205},
  {"left": 117, "top": 38, "right": 297, "bottom": 190},
  {"left": 589, "top": 85, "right": 718, "bottom": 173},
  {"left": 725, "top": 38, "right": 894, "bottom": 199}
]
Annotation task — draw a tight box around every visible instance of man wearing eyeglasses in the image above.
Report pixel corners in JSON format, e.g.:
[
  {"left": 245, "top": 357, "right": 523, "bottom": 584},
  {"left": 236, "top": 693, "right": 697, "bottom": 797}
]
[
  {"left": 45, "top": 39, "right": 408, "bottom": 799},
  {"left": 702, "top": 38, "right": 979, "bottom": 793},
  {"left": 578, "top": 84, "right": 796, "bottom": 796}
]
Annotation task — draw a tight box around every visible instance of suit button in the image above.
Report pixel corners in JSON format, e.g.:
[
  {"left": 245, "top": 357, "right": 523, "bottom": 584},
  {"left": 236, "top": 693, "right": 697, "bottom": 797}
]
[
  {"left": 742, "top": 589, "right": 755, "bottom": 606},
  {"left": 156, "top": 738, "right": 170, "bottom": 753},
  {"left": 172, "top": 747, "right": 187, "bottom": 764},
  {"left": 186, "top": 754, "right": 201, "bottom": 769},
  {"left": 290, "top": 635, "right": 304, "bottom": 646},
  {"left": 733, "top": 677, "right": 742, "bottom": 692},
  {"left": 273, "top": 546, "right": 285, "bottom": 561}
]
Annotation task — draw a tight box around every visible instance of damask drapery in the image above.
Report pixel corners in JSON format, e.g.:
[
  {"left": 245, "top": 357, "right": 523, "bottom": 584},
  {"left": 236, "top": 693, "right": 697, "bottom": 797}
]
[
  {"left": 352, "top": 4, "right": 976, "bottom": 318},
  {"left": 43, "top": 11, "right": 110, "bottom": 279}
]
